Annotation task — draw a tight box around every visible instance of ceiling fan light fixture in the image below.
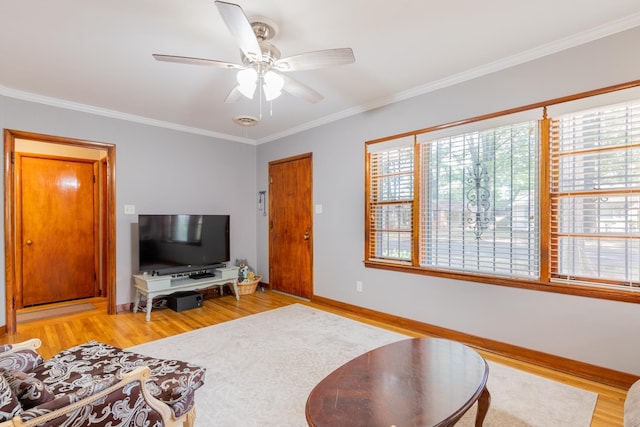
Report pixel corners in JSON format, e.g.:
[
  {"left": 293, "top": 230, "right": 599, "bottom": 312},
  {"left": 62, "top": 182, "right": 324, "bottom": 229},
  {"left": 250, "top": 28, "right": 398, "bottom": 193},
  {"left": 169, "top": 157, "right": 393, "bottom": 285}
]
[
  {"left": 263, "top": 70, "right": 284, "bottom": 101},
  {"left": 237, "top": 68, "right": 258, "bottom": 98},
  {"left": 238, "top": 82, "right": 256, "bottom": 99}
]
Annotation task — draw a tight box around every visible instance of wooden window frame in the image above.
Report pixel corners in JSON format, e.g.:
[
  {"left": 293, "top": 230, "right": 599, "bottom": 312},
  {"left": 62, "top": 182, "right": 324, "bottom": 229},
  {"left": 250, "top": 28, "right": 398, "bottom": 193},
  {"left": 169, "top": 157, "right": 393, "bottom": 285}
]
[
  {"left": 365, "top": 137, "right": 416, "bottom": 264},
  {"left": 364, "top": 79, "right": 640, "bottom": 305}
]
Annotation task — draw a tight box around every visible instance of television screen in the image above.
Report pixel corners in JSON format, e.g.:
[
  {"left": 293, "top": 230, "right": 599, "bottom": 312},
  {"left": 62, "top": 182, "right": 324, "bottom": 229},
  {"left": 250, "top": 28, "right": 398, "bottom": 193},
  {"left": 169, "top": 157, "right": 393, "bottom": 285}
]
[{"left": 138, "top": 214, "right": 230, "bottom": 275}]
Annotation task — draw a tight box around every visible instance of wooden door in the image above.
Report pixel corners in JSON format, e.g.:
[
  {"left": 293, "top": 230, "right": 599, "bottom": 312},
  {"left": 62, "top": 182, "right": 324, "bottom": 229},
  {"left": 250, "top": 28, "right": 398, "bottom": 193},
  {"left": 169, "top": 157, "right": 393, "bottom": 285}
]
[
  {"left": 269, "top": 154, "right": 313, "bottom": 299},
  {"left": 17, "top": 154, "right": 97, "bottom": 307}
]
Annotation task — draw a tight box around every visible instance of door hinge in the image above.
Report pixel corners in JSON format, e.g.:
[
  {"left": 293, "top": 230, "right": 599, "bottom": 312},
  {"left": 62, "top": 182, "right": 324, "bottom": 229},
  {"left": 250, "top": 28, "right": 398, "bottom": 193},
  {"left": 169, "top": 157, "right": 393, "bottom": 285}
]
[
  {"left": 12, "top": 296, "right": 16, "bottom": 309},
  {"left": 11, "top": 152, "right": 14, "bottom": 164}
]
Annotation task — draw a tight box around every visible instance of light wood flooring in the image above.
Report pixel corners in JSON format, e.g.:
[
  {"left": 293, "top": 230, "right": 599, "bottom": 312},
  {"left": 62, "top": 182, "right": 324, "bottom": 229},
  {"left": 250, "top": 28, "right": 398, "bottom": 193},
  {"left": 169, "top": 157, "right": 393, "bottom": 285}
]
[{"left": 2, "top": 290, "right": 627, "bottom": 426}]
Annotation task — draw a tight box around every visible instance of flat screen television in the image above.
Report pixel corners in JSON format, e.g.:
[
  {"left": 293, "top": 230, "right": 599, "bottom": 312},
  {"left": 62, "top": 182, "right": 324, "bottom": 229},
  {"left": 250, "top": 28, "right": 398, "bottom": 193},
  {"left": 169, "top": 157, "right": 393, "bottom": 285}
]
[{"left": 138, "top": 214, "right": 230, "bottom": 276}]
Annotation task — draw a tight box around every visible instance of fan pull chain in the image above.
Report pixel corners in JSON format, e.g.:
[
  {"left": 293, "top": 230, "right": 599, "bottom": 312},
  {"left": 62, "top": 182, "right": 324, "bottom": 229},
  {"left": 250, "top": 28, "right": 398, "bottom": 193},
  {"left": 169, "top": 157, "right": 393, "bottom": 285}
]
[{"left": 259, "top": 81, "right": 263, "bottom": 120}]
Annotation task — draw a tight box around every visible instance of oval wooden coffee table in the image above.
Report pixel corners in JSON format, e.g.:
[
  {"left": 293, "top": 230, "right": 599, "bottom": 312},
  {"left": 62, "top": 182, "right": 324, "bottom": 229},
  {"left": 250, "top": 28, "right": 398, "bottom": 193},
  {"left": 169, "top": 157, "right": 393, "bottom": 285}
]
[{"left": 305, "top": 337, "right": 490, "bottom": 427}]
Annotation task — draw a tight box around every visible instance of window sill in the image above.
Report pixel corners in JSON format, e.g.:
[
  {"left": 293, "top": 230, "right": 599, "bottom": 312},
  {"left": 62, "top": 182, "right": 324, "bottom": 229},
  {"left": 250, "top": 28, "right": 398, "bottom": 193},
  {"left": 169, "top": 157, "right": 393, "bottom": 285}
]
[{"left": 363, "top": 260, "right": 640, "bottom": 304}]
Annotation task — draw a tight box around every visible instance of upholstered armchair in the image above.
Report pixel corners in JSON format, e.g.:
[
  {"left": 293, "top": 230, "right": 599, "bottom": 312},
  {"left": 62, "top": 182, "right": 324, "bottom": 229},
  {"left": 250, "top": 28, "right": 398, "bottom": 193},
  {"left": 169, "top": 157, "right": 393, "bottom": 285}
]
[{"left": 0, "top": 338, "right": 205, "bottom": 427}]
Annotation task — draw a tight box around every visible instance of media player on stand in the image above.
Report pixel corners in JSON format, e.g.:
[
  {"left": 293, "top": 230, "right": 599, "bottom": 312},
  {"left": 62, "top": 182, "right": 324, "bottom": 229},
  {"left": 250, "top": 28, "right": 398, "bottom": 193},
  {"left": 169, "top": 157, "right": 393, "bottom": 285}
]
[{"left": 189, "top": 271, "right": 215, "bottom": 279}]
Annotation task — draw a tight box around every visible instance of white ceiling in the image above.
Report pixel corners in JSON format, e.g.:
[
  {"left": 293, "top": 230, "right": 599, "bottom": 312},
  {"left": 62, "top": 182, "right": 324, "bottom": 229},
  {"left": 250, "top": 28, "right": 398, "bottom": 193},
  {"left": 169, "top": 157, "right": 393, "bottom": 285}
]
[{"left": 1, "top": 1, "right": 640, "bottom": 144}]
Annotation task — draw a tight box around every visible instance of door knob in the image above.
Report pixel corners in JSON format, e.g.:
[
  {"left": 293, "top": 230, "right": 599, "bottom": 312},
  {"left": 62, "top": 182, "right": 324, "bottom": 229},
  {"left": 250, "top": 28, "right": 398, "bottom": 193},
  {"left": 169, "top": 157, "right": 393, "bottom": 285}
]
[
  {"left": 26, "top": 240, "right": 33, "bottom": 245},
  {"left": 303, "top": 232, "right": 309, "bottom": 240}
]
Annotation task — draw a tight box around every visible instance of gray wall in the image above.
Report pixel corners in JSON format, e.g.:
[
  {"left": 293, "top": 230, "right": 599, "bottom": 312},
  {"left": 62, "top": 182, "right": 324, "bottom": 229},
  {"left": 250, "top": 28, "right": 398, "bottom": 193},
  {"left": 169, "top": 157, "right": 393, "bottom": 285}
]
[
  {"left": 1, "top": 26, "right": 639, "bottom": 376},
  {"left": 257, "top": 27, "right": 640, "bottom": 375},
  {"left": 0, "top": 96, "right": 258, "bottom": 309}
]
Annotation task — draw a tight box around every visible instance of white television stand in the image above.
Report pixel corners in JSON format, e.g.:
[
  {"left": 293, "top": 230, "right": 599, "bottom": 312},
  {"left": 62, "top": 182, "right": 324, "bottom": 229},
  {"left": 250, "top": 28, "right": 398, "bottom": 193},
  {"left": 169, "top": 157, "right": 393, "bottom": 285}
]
[{"left": 132, "top": 267, "right": 240, "bottom": 321}]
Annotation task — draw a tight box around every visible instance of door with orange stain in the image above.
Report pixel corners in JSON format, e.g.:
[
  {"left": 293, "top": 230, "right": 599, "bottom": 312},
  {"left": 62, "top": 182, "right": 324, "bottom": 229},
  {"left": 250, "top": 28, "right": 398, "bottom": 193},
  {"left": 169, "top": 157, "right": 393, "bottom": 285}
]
[{"left": 17, "top": 154, "right": 98, "bottom": 307}]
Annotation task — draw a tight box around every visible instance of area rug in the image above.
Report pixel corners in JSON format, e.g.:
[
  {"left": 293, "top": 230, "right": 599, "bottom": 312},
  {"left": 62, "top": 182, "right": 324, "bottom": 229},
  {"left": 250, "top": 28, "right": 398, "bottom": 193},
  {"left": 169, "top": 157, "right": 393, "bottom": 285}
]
[
  {"left": 16, "top": 302, "right": 96, "bottom": 323},
  {"left": 457, "top": 360, "right": 597, "bottom": 426},
  {"left": 128, "top": 304, "right": 597, "bottom": 426}
]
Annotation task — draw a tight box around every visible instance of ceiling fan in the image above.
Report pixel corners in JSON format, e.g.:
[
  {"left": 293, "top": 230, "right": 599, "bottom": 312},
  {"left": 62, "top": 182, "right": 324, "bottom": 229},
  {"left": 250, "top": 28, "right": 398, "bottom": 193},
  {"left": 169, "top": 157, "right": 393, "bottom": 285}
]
[{"left": 153, "top": 1, "right": 355, "bottom": 104}]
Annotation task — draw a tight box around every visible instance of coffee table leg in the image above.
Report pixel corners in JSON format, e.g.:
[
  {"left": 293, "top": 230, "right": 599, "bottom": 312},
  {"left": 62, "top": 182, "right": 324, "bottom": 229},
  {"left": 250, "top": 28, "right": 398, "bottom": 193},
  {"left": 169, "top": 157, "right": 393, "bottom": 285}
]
[{"left": 475, "top": 386, "right": 491, "bottom": 427}]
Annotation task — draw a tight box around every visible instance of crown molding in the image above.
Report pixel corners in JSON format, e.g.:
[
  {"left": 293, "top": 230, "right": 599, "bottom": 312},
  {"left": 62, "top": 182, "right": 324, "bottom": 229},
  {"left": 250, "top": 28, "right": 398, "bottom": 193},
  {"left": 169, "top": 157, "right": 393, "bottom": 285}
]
[{"left": 0, "top": 85, "right": 256, "bottom": 145}]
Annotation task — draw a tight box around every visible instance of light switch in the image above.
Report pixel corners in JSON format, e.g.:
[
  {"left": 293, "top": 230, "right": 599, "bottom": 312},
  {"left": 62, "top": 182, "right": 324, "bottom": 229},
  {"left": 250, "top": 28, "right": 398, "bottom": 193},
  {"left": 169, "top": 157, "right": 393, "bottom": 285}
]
[
  {"left": 315, "top": 204, "right": 323, "bottom": 214},
  {"left": 124, "top": 204, "right": 136, "bottom": 215}
]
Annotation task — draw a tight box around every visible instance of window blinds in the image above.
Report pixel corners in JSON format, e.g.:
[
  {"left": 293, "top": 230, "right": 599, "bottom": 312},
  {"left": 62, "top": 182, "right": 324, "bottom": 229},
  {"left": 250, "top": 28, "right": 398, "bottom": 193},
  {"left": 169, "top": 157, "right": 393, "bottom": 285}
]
[
  {"left": 367, "top": 137, "right": 414, "bottom": 262},
  {"left": 419, "top": 120, "right": 540, "bottom": 279},
  {"left": 550, "top": 99, "right": 640, "bottom": 287}
]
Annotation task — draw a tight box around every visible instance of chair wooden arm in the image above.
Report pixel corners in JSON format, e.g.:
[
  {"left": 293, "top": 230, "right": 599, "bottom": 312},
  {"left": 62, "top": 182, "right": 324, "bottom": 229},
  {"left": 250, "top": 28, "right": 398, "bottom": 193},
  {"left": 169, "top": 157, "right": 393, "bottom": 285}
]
[{"left": 1, "top": 339, "right": 41, "bottom": 354}]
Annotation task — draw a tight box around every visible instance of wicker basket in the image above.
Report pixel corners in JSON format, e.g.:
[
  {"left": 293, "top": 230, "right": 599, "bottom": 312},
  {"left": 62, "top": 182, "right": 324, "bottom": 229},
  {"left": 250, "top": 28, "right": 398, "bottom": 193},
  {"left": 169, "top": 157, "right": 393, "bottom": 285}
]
[{"left": 236, "top": 275, "right": 262, "bottom": 295}]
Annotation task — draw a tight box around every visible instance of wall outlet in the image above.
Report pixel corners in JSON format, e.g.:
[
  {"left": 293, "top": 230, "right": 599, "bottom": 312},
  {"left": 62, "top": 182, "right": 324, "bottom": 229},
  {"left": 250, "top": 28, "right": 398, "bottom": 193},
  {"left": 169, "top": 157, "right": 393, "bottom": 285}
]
[{"left": 356, "top": 281, "right": 363, "bottom": 292}]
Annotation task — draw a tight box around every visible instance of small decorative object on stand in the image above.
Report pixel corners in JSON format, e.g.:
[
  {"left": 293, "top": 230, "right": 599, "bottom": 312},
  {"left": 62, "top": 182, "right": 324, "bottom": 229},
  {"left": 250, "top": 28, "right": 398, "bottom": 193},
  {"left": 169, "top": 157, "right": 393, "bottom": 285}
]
[{"left": 235, "top": 258, "right": 252, "bottom": 281}]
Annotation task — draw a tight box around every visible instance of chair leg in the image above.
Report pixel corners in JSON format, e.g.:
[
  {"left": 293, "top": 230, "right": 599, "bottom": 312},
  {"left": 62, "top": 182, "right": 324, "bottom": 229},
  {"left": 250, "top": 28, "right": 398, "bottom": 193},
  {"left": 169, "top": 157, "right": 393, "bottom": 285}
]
[{"left": 183, "top": 407, "right": 196, "bottom": 427}]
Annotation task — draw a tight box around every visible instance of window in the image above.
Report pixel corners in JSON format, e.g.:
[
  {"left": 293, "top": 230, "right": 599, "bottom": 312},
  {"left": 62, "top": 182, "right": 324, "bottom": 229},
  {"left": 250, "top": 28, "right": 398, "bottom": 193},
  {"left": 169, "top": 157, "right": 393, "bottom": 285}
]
[
  {"left": 366, "top": 137, "right": 414, "bottom": 262},
  {"left": 365, "top": 82, "right": 640, "bottom": 299},
  {"left": 550, "top": 100, "right": 640, "bottom": 288},
  {"left": 420, "top": 120, "right": 539, "bottom": 279}
]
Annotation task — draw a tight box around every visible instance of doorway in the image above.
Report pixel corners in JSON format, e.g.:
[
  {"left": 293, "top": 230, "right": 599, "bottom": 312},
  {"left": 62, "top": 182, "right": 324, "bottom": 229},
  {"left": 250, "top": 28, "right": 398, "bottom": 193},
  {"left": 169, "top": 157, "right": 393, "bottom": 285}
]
[
  {"left": 4, "top": 130, "right": 116, "bottom": 334},
  {"left": 268, "top": 153, "right": 313, "bottom": 299}
]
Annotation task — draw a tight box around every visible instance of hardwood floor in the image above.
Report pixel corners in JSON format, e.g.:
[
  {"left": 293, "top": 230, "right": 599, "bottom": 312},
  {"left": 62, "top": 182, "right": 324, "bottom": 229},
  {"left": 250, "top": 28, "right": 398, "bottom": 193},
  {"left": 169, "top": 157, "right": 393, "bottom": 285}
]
[{"left": 2, "top": 290, "right": 627, "bottom": 426}]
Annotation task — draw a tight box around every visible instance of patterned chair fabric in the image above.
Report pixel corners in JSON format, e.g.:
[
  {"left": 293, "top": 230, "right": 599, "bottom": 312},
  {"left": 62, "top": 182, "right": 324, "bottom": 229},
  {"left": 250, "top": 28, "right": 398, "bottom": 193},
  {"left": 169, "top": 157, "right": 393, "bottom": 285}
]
[{"left": 0, "top": 339, "right": 205, "bottom": 427}]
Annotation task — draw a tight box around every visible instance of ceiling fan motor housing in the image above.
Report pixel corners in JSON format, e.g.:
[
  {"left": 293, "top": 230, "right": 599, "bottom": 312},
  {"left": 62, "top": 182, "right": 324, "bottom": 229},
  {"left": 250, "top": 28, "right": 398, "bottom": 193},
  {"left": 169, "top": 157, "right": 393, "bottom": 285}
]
[
  {"left": 250, "top": 19, "right": 277, "bottom": 41},
  {"left": 242, "top": 41, "right": 281, "bottom": 67},
  {"left": 241, "top": 19, "right": 281, "bottom": 67}
]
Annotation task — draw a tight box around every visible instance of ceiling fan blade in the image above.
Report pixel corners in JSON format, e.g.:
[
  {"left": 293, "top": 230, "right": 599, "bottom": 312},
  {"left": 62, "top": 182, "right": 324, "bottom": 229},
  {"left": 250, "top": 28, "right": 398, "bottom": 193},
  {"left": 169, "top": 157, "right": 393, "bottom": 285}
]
[
  {"left": 224, "top": 86, "right": 243, "bottom": 103},
  {"left": 282, "top": 75, "right": 324, "bottom": 104},
  {"left": 152, "top": 54, "right": 243, "bottom": 69},
  {"left": 214, "top": 1, "right": 262, "bottom": 62},
  {"left": 274, "top": 48, "right": 355, "bottom": 72}
]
